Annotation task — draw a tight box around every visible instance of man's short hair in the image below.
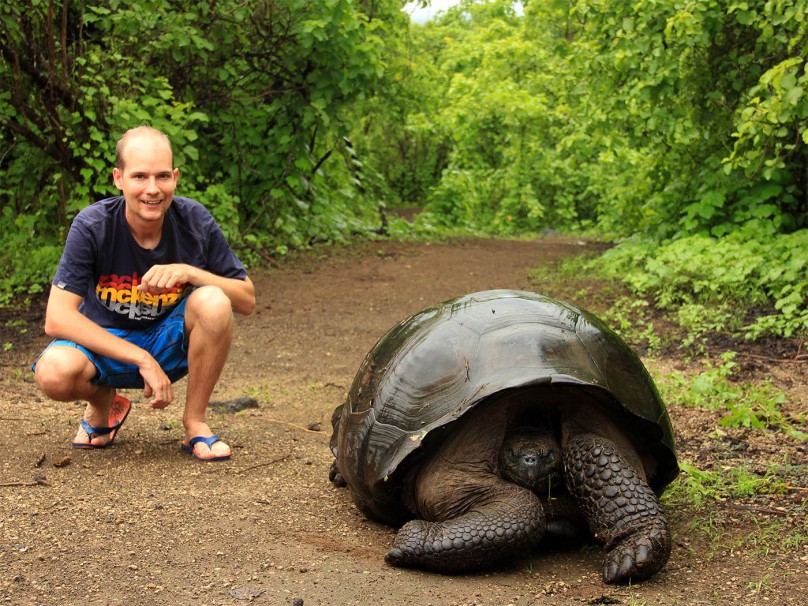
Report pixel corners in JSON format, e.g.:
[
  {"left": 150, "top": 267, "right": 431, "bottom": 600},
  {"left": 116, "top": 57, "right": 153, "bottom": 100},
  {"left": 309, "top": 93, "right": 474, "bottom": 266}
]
[{"left": 115, "top": 126, "right": 174, "bottom": 171}]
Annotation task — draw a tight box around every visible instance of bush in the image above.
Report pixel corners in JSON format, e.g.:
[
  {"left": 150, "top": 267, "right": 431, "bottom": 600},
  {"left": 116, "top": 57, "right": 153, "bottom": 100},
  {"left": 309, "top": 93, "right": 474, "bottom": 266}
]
[{"left": 592, "top": 228, "right": 808, "bottom": 339}]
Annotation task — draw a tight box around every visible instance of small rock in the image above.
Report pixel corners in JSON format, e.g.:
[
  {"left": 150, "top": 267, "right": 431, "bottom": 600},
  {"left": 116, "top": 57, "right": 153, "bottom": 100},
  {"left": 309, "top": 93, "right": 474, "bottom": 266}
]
[
  {"left": 53, "top": 456, "right": 72, "bottom": 468},
  {"left": 229, "top": 586, "right": 265, "bottom": 600},
  {"left": 208, "top": 396, "right": 260, "bottom": 414}
]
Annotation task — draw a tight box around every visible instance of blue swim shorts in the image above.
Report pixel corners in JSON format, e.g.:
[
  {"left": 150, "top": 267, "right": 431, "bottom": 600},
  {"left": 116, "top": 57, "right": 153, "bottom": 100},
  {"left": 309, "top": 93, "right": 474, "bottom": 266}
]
[{"left": 32, "top": 298, "right": 189, "bottom": 389}]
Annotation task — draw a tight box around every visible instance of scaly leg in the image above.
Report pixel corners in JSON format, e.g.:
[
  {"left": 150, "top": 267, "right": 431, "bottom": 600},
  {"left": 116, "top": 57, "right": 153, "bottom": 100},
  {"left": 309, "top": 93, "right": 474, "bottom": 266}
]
[
  {"left": 563, "top": 434, "right": 671, "bottom": 584},
  {"left": 385, "top": 482, "right": 545, "bottom": 573}
]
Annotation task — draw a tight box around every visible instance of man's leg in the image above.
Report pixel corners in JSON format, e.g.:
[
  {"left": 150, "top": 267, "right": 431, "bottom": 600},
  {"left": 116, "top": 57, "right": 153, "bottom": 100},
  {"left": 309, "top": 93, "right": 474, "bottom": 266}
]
[
  {"left": 34, "top": 346, "right": 118, "bottom": 447},
  {"left": 182, "top": 286, "right": 234, "bottom": 458}
]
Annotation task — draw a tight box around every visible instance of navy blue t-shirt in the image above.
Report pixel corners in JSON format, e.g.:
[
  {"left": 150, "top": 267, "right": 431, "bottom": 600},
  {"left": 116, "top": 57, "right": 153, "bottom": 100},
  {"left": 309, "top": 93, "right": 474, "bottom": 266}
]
[{"left": 52, "top": 195, "right": 247, "bottom": 329}]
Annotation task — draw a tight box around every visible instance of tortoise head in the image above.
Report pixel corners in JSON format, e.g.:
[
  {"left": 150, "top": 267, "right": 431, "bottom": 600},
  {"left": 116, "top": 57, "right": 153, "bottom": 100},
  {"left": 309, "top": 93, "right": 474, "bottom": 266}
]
[{"left": 499, "top": 427, "right": 562, "bottom": 494}]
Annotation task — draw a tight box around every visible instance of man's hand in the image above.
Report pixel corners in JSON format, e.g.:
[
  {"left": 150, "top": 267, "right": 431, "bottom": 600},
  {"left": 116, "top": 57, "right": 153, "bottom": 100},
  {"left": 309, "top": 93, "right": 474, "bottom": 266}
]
[
  {"left": 138, "top": 356, "right": 174, "bottom": 409},
  {"left": 138, "top": 262, "right": 256, "bottom": 317},
  {"left": 138, "top": 264, "right": 194, "bottom": 293}
]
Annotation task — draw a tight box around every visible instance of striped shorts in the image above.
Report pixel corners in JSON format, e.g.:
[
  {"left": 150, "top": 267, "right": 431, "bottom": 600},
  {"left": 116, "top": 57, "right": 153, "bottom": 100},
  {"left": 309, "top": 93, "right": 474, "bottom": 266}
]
[{"left": 32, "top": 298, "right": 189, "bottom": 388}]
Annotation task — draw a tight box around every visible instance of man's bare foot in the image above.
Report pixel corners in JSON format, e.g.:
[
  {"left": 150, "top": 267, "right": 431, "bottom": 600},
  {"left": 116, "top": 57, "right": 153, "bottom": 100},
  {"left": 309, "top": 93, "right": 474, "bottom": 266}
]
[
  {"left": 71, "top": 395, "right": 132, "bottom": 448},
  {"left": 182, "top": 421, "right": 231, "bottom": 460}
]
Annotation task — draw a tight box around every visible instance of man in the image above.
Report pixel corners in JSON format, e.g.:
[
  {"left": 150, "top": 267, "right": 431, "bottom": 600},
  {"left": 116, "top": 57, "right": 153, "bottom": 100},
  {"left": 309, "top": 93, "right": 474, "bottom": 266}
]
[{"left": 32, "top": 126, "right": 255, "bottom": 461}]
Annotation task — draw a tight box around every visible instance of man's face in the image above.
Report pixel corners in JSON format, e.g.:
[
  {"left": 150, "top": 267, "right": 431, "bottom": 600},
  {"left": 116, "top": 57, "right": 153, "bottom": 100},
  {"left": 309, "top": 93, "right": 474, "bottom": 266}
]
[{"left": 112, "top": 134, "right": 179, "bottom": 226}]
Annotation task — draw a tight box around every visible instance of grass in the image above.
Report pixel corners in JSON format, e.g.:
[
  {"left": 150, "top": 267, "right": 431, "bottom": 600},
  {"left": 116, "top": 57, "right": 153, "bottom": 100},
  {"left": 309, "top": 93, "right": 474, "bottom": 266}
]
[
  {"left": 665, "top": 460, "right": 794, "bottom": 509},
  {"left": 655, "top": 352, "right": 807, "bottom": 440},
  {"left": 663, "top": 457, "right": 807, "bottom": 569}
]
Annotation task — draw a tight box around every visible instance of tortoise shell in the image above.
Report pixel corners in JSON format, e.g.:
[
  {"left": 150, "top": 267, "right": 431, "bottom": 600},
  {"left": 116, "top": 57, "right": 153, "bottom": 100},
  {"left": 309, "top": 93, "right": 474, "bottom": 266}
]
[{"left": 331, "top": 290, "right": 678, "bottom": 524}]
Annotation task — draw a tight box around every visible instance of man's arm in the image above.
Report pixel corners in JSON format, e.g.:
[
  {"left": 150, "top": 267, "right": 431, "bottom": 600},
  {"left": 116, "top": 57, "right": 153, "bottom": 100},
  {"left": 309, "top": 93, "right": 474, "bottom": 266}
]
[
  {"left": 137, "top": 264, "right": 256, "bottom": 316},
  {"left": 43, "top": 287, "right": 175, "bottom": 407}
]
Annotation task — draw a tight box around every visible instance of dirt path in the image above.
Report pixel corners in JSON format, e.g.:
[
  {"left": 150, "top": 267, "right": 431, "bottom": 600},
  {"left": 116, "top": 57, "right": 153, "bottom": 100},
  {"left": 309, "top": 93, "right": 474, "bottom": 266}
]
[{"left": 1, "top": 237, "right": 805, "bottom": 605}]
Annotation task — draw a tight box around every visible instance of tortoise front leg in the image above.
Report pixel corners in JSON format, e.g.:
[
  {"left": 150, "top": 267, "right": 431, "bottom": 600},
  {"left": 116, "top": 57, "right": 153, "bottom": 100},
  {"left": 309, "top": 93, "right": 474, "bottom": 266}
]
[
  {"left": 385, "top": 483, "right": 545, "bottom": 573},
  {"left": 563, "top": 434, "right": 671, "bottom": 584}
]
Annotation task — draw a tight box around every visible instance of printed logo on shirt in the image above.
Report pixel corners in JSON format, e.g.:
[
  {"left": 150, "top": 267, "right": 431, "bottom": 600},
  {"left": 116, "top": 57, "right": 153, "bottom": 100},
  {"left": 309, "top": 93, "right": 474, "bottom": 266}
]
[{"left": 95, "top": 273, "right": 189, "bottom": 321}]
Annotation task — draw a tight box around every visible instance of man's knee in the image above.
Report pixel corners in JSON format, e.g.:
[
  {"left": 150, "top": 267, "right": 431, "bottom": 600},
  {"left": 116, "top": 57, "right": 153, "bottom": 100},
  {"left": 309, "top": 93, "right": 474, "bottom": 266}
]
[
  {"left": 186, "top": 286, "right": 233, "bottom": 329},
  {"left": 34, "top": 347, "right": 91, "bottom": 400}
]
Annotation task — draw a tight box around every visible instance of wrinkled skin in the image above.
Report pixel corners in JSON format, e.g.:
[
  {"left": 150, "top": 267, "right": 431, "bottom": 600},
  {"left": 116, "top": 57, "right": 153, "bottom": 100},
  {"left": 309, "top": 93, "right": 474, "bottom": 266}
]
[{"left": 376, "top": 398, "right": 671, "bottom": 583}]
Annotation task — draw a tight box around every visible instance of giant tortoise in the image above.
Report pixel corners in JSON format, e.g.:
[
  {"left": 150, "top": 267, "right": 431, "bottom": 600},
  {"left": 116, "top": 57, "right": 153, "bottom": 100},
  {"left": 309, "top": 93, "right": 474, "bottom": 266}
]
[{"left": 329, "top": 290, "right": 678, "bottom": 583}]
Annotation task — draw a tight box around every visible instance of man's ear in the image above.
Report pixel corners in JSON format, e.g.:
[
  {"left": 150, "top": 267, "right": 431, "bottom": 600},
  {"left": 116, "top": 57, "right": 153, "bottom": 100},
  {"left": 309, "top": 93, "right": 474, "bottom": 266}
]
[{"left": 113, "top": 167, "right": 123, "bottom": 190}]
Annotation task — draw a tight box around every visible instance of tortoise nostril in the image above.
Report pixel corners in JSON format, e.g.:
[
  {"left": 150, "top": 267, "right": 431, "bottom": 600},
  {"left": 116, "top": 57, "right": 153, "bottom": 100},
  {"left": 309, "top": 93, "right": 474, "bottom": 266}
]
[{"left": 523, "top": 454, "right": 538, "bottom": 466}]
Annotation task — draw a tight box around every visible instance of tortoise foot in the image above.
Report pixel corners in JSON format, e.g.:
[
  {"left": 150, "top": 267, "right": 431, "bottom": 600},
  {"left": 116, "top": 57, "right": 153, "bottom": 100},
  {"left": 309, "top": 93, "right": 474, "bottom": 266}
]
[
  {"left": 385, "top": 520, "right": 434, "bottom": 569},
  {"left": 385, "top": 485, "right": 546, "bottom": 574},
  {"left": 328, "top": 460, "right": 347, "bottom": 487},
  {"left": 385, "top": 518, "right": 479, "bottom": 573},
  {"left": 603, "top": 523, "right": 670, "bottom": 584}
]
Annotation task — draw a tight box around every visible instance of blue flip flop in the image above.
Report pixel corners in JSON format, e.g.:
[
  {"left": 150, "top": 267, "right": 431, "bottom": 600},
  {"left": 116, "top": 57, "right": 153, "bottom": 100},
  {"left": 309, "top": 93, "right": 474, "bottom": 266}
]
[
  {"left": 180, "top": 435, "right": 231, "bottom": 462},
  {"left": 72, "top": 395, "right": 132, "bottom": 449}
]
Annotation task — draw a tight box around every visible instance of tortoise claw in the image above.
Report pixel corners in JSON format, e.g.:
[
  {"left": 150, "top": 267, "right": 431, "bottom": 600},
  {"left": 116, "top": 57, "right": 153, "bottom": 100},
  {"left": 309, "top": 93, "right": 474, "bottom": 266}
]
[
  {"left": 386, "top": 520, "right": 430, "bottom": 569},
  {"left": 384, "top": 546, "right": 404, "bottom": 565},
  {"left": 603, "top": 531, "right": 665, "bottom": 584},
  {"left": 328, "top": 460, "right": 347, "bottom": 487}
]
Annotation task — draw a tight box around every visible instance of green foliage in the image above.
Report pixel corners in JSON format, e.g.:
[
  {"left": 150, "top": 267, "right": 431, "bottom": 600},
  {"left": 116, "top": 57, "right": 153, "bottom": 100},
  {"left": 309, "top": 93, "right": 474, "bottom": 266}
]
[
  {"left": 414, "top": 0, "right": 587, "bottom": 232},
  {"left": 0, "top": 0, "right": 397, "bottom": 300},
  {"left": 592, "top": 229, "right": 808, "bottom": 339},
  {"left": 667, "top": 459, "right": 792, "bottom": 509},
  {"left": 568, "top": 0, "right": 808, "bottom": 238},
  {"left": 343, "top": 0, "right": 807, "bottom": 339},
  {"left": 0, "top": 208, "right": 63, "bottom": 305},
  {"left": 656, "top": 352, "right": 806, "bottom": 439},
  {"left": 725, "top": 3, "right": 808, "bottom": 183},
  {"left": 1, "top": 0, "right": 806, "bottom": 345},
  {"left": 363, "top": 0, "right": 803, "bottom": 237},
  {"left": 607, "top": 302, "right": 664, "bottom": 351}
]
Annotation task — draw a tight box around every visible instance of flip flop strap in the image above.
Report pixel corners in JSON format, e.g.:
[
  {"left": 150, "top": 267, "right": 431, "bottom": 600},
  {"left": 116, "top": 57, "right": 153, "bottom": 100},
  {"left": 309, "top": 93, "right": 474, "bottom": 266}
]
[
  {"left": 188, "top": 435, "right": 221, "bottom": 449},
  {"left": 79, "top": 418, "right": 119, "bottom": 439}
]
